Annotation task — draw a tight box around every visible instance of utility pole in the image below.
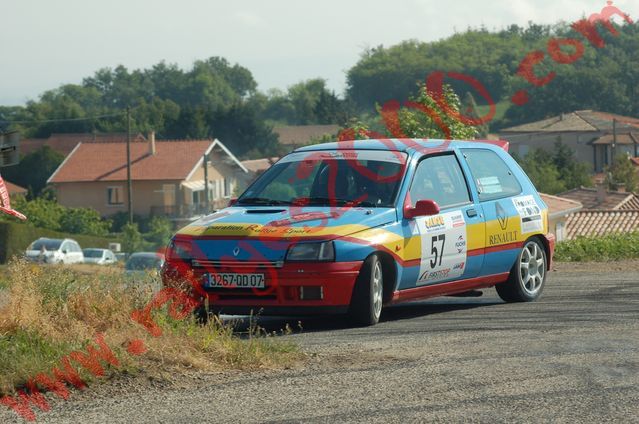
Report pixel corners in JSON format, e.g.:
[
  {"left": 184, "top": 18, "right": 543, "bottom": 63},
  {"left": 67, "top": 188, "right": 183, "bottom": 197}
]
[
  {"left": 612, "top": 118, "right": 617, "bottom": 163},
  {"left": 126, "top": 107, "right": 133, "bottom": 225},
  {"left": 203, "top": 153, "right": 210, "bottom": 214}
]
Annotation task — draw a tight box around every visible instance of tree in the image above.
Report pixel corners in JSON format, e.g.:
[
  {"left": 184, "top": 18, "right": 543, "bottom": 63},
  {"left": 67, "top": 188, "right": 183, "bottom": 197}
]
[
  {"left": 606, "top": 154, "right": 638, "bottom": 192},
  {"left": 146, "top": 216, "right": 174, "bottom": 248},
  {"left": 462, "top": 92, "right": 488, "bottom": 138},
  {"left": 59, "top": 208, "right": 111, "bottom": 236},
  {"left": 121, "top": 223, "right": 146, "bottom": 253},
  {"left": 388, "top": 83, "right": 478, "bottom": 139},
  {"left": 514, "top": 150, "right": 567, "bottom": 194},
  {"left": 1, "top": 146, "right": 64, "bottom": 196}
]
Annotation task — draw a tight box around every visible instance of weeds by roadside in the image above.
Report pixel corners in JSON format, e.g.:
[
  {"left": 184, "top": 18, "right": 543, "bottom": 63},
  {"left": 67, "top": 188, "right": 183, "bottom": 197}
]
[
  {"left": 554, "top": 231, "right": 639, "bottom": 262},
  {"left": 0, "top": 259, "right": 300, "bottom": 396}
]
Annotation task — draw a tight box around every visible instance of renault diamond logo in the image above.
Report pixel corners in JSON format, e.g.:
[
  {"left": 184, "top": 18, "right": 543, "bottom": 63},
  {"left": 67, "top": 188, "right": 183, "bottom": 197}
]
[
  {"left": 496, "top": 202, "right": 508, "bottom": 230},
  {"left": 233, "top": 247, "right": 240, "bottom": 257}
]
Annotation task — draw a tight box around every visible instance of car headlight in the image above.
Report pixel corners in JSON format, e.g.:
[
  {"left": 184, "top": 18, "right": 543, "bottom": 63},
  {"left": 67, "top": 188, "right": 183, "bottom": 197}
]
[{"left": 286, "top": 241, "right": 335, "bottom": 262}]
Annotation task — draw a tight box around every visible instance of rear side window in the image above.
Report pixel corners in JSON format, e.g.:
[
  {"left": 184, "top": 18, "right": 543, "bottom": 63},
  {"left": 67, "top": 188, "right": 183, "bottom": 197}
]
[{"left": 462, "top": 149, "right": 522, "bottom": 201}]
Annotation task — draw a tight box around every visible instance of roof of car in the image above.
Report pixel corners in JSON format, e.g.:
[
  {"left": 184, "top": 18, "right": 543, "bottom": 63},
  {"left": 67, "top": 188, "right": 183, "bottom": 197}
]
[{"left": 294, "top": 139, "right": 507, "bottom": 154}]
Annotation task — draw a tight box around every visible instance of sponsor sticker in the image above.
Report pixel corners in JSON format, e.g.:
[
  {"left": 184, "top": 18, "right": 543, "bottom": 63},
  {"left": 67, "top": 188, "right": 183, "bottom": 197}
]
[{"left": 512, "top": 195, "right": 543, "bottom": 234}]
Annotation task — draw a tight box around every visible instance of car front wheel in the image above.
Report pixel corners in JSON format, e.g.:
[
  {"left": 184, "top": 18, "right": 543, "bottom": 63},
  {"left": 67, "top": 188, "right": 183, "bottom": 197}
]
[
  {"left": 349, "top": 254, "right": 384, "bottom": 326},
  {"left": 496, "top": 238, "right": 547, "bottom": 302}
]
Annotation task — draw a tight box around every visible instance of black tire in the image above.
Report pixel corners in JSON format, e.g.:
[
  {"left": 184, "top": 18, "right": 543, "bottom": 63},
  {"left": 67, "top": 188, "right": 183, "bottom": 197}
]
[
  {"left": 349, "top": 254, "right": 384, "bottom": 326},
  {"left": 496, "top": 238, "right": 547, "bottom": 302}
]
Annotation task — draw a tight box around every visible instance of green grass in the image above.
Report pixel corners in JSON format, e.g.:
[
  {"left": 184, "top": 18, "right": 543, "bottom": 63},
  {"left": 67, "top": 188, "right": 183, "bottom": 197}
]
[
  {"left": 555, "top": 232, "right": 639, "bottom": 262},
  {"left": 0, "top": 260, "right": 300, "bottom": 395}
]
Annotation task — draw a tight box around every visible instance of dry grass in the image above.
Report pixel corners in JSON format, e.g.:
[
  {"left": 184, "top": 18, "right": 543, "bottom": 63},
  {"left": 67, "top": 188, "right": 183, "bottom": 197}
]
[{"left": 0, "top": 260, "right": 300, "bottom": 395}]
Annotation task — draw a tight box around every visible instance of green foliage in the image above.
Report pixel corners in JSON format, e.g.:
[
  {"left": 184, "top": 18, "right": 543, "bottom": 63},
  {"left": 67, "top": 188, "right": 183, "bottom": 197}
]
[
  {"left": 3, "top": 197, "right": 110, "bottom": 236},
  {"left": 0, "top": 146, "right": 64, "bottom": 196},
  {"left": 462, "top": 92, "right": 488, "bottom": 138},
  {"left": 555, "top": 232, "right": 639, "bottom": 262},
  {"left": 514, "top": 141, "right": 592, "bottom": 194},
  {"left": 0, "top": 221, "right": 116, "bottom": 263},
  {"left": 120, "top": 222, "right": 149, "bottom": 253},
  {"left": 146, "top": 216, "right": 173, "bottom": 248},
  {"left": 605, "top": 154, "right": 638, "bottom": 192},
  {"left": 392, "top": 83, "right": 478, "bottom": 139},
  {"left": 59, "top": 207, "right": 112, "bottom": 237}
]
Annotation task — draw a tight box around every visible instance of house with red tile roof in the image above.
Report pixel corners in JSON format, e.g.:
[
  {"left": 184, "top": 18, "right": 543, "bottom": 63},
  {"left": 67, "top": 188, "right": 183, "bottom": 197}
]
[
  {"left": 558, "top": 186, "right": 639, "bottom": 210},
  {"left": 4, "top": 180, "right": 27, "bottom": 197},
  {"left": 499, "top": 110, "right": 639, "bottom": 173},
  {"left": 565, "top": 210, "right": 639, "bottom": 239},
  {"left": 539, "top": 193, "right": 583, "bottom": 241},
  {"left": 47, "top": 137, "right": 247, "bottom": 219},
  {"left": 21, "top": 133, "right": 148, "bottom": 157},
  {"left": 274, "top": 125, "right": 340, "bottom": 149}
]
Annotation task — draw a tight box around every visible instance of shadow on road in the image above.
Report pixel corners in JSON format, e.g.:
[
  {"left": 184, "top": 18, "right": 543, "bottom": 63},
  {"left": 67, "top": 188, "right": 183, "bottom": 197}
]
[{"left": 223, "top": 297, "right": 503, "bottom": 337}]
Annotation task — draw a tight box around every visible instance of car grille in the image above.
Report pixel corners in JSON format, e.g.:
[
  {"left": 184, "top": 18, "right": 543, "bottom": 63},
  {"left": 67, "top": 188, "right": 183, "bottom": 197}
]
[{"left": 191, "top": 259, "right": 284, "bottom": 269}]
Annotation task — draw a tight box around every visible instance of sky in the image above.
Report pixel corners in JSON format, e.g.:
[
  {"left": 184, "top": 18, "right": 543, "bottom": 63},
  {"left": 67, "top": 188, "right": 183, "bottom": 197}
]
[{"left": 1, "top": 0, "right": 636, "bottom": 106}]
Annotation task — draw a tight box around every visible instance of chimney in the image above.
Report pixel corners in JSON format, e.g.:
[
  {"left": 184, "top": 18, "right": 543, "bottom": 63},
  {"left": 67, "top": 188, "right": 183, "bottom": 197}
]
[
  {"left": 596, "top": 183, "right": 607, "bottom": 205},
  {"left": 149, "top": 131, "right": 156, "bottom": 156}
]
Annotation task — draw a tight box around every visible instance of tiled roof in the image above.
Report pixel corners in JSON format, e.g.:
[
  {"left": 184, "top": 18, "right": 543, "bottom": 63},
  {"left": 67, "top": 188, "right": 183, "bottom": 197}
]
[
  {"left": 566, "top": 210, "right": 639, "bottom": 239},
  {"left": 274, "top": 125, "right": 340, "bottom": 146},
  {"left": 591, "top": 133, "right": 639, "bottom": 145},
  {"left": 501, "top": 110, "right": 639, "bottom": 133},
  {"left": 558, "top": 187, "right": 639, "bottom": 210},
  {"left": 539, "top": 193, "right": 582, "bottom": 218},
  {"left": 48, "top": 140, "right": 213, "bottom": 183},
  {"left": 4, "top": 181, "right": 27, "bottom": 196},
  {"left": 21, "top": 133, "right": 147, "bottom": 157},
  {"left": 241, "top": 157, "right": 279, "bottom": 173}
]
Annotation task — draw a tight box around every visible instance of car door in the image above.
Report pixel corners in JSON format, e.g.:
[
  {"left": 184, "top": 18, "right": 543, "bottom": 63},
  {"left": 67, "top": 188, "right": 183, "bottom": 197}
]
[
  {"left": 460, "top": 148, "right": 537, "bottom": 276},
  {"left": 406, "top": 152, "right": 485, "bottom": 287}
]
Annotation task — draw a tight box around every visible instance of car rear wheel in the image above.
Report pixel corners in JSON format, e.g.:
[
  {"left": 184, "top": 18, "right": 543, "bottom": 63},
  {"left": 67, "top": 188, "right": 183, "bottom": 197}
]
[
  {"left": 349, "top": 254, "right": 384, "bottom": 326},
  {"left": 496, "top": 238, "right": 546, "bottom": 302}
]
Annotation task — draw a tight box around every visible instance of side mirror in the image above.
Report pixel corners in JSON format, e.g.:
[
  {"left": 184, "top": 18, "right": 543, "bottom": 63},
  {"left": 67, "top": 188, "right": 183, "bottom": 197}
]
[
  {"left": 404, "top": 199, "right": 440, "bottom": 219},
  {"left": 61, "top": 249, "right": 68, "bottom": 254}
]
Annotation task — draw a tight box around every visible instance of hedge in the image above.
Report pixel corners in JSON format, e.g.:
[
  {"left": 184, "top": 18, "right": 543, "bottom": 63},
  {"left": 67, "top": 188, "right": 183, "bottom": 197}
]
[
  {"left": 0, "top": 222, "right": 119, "bottom": 264},
  {"left": 554, "top": 231, "right": 639, "bottom": 262}
]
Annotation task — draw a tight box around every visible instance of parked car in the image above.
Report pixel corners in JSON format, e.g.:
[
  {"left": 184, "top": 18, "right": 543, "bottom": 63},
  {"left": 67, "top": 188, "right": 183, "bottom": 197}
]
[
  {"left": 162, "top": 139, "right": 555, "bottom": 326},
  {"left": 82, "top": 248, "right": 117, "bottom": 265},
  {"left": 125, "top": 252, "right": 165, "bottom": 277},
  {"left": 25, "top": 238, "right": 84, "bottom": 264}
]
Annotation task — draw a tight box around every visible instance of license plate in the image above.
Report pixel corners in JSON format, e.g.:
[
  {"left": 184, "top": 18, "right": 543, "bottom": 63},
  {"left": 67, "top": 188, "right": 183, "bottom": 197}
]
[{"left": 203, "top": 273, "right": 265, "bottom": 289}]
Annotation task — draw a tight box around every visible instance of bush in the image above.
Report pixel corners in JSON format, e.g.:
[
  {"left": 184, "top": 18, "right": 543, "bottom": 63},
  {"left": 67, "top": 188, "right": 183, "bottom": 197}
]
[{"left": 554, "top": 232, "right": 639, "bottom": 262}]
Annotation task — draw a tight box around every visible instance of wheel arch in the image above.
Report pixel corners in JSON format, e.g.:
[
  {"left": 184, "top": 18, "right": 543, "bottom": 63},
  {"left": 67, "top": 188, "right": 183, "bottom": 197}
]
[
  {"left": 529, "top": 234, "right": 552, "bottom": 271},
  {"left": 372, "top": 251, "right": 398, "bottom": 304}
]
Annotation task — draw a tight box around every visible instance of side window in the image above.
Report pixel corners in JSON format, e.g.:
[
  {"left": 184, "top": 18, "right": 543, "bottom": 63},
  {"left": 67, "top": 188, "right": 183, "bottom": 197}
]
[
  {"left": 61, "top": 242, "right": 69, "bottom": 252},
  {"left": 462, "top": 149, "right": 522, "bottom": 201},
  {"left": 408, "top": 154, "right": 471, "bottom": 209}
]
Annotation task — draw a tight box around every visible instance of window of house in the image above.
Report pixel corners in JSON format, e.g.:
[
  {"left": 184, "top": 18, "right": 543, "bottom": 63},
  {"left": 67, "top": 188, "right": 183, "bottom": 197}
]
[
  {"left": 223, "top": 178, "right": 231, "bottom": 198},
  {"left": 462, "top": 149, "right": 522, "bottom": 201},
  {"left": 107, "top": 186, "right": 124, "bottom": 205},
  {"left": 408, "top": 154, "right": 471, "bottom": 209}
]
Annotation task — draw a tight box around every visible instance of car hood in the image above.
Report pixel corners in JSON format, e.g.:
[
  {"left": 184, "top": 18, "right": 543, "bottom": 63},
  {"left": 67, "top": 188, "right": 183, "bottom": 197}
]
[
  {"left": 176, "top": 206, "right": 396, "bottom": 241},
  {"left": 25, "top": 250, "right": 56, "bottom": 257}
]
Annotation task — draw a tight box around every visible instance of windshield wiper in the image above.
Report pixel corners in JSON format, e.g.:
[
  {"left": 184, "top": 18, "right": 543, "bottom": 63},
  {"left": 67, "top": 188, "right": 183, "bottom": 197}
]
[
  {"left": 237, "top": 197, "right": 291, "bottom": 206},
  {"left": 292, "top": 197, "right": 378, "bottom": 207}
]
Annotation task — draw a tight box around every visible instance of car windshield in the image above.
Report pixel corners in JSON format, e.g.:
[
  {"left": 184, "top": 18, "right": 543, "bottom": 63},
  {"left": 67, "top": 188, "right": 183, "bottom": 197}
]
[
  {"left": 238, "top": 150, "right": 407, "bottom": 207},
  {"left": 126, "top": 256, "right": 161, "bottom": 271},
  {"left": 30, "top": 239, "right": 62, "bottom": 250},
  {"left": 83, "top": 249, "right": 104, "bottom": 258}
]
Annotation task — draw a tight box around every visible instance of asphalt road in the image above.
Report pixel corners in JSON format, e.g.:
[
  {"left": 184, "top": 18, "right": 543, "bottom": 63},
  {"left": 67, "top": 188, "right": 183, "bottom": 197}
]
[{"left": 3, "top": 263, "right": 639, "bottom": 423}]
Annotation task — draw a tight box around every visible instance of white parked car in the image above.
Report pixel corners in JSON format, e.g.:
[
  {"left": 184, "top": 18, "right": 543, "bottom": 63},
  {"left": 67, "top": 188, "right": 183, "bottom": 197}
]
[
  {"left": 25, "top": 238, "right": 84, "bottom": 264},
  {"left": 83, "top": 248, "right": 117, "bottom": 265}
]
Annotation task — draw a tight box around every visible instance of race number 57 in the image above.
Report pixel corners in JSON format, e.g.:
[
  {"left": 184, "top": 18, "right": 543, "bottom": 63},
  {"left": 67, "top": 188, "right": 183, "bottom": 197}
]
[{"left": 430, "top": 234, "right": 446, "bottom": 268}]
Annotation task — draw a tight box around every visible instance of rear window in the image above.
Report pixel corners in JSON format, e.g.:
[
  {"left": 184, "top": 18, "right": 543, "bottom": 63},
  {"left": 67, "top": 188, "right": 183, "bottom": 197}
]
[{"left": 462, "top": 149, "right": 522, "bottom": 201}]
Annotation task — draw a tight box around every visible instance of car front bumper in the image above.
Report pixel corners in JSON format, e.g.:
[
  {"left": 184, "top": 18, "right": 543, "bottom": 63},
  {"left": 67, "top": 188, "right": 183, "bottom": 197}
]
[{"left": 163, "top": 260, "right": 363, "bottom": 315}]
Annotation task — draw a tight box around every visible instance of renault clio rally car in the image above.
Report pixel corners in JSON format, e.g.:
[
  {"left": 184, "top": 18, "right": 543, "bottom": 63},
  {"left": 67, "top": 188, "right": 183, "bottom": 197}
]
[{"left": 162, "top": 139, "right": 554, "bottom": 326}]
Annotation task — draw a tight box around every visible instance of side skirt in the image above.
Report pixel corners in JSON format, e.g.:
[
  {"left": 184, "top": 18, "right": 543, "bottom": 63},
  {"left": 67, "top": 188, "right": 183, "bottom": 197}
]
[{"left": 390, "top": 272, "right": 510, "bottom": 304}]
